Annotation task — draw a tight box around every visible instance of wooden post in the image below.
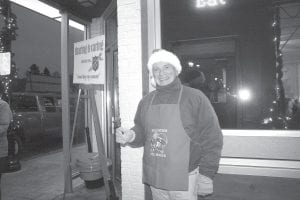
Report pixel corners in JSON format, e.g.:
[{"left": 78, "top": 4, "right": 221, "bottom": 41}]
[{"left": 60, "top": 10, "right": 72, "bottom": 194}]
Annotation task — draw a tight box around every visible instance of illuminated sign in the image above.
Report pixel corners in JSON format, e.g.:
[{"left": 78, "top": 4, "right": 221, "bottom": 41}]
[{"left": 196, "top": 0, "right": 226, "bottom": 8}]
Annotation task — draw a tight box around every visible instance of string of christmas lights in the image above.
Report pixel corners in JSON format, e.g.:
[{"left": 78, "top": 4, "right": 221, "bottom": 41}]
[
  {"left": 273, "top": 6, "right": 285, "bottom": 114},
  {"left": 267, "top": 5, "right": 287, "bottom": 129},
  {"left": 0, "top": 0, "right": 18, "bottom": 102}
]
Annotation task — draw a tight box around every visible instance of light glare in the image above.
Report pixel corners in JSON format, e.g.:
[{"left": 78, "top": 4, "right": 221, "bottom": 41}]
[
  {"left": 196, "top": 0, "right": 226, "bottom": 8},
  {"left": 238, "top": 88, "right": 251, "bottom": 101},
  {"left": 11, "top": 0, "right": 60, "bottom": 18},
  {"left": 188, "top": 62, "right": 194, "bottom": 67},
  {"left": 207, "top": 0, "right": 218, "bottom": 7},
  {"left": 11, "top": 0, "right": 85, "bottom": 31},
  {"left": 219, "top": 0, "right": 226, "bottom": 5}
]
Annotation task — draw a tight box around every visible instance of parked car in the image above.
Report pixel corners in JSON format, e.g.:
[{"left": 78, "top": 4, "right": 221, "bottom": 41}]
[{"left": 7, "top": 92, "right": 85, "bottom": 156}]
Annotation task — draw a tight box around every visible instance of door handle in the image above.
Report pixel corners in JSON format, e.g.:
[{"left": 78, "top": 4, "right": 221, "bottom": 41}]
[{"left": 112, "top": 117, "right": 121, "bottom": 129}]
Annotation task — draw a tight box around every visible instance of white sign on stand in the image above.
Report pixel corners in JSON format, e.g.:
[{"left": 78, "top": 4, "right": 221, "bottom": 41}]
[
  {"left": 71, "top": 35, "right": 118, "bottom": 199},
  {"left": 73, "top": 35, "right": 105, "bottom": 85},
  {"left": 0, "top": 52, "right": 11, "bottom": 75}
]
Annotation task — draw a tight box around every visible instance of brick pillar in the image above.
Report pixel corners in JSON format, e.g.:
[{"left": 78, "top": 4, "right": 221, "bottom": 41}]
[{"left": 117, "top": 0, "right": 144, "bottom": 200}]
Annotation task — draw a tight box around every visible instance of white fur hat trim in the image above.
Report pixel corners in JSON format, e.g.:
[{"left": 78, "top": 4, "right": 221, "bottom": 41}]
[{"left": 147, "top": 49, "right": 182, "bottom": 75}]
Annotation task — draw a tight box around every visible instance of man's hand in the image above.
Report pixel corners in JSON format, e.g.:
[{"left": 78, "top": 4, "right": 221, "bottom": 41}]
[
  {"left": 194, "top": 174, "right": 213, "bottom": 197},
  {"left": 116, "top": 127, "right": 135, "bottom": 145}
]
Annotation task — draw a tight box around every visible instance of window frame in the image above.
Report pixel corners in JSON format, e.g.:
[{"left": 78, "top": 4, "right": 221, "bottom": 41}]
[{"left": 149, "top": 0, "right": 300, "bottom": 178}]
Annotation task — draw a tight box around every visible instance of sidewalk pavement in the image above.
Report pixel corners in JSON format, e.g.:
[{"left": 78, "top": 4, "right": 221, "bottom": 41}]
[
  {"left": 52, "top": 185, "right": 107, "bottom": 200},
  {"left": 3, "top": 142, "right": 300, "bottom": 200},
  {"left": 2, "top": 145, "right": 120, "bottom": 200}
]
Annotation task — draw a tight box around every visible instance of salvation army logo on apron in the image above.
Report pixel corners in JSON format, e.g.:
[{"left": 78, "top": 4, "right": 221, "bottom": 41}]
[{"left": 150, "top": 129, "right": 168, "bottom": 158}]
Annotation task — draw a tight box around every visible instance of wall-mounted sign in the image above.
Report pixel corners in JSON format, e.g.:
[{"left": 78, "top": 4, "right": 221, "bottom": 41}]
[
  {"left": 73, "top": 35, "right": 105, "bottom": 85},
  {"left": 0, "top": 52, "right": 11, "bottom": 75}
]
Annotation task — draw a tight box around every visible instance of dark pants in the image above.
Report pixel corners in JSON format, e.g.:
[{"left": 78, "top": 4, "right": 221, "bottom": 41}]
[
  {"left": 0, "top": 173, "right": 2, "bottom": 200},
  {"left": 0, "top": 157, "right": 7, "bottom": 200},
  {"left": 0, "top": 157, "right": 7, "bottom": 173}
]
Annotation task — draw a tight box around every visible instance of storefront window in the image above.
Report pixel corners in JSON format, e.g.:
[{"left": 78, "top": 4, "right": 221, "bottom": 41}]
[{"left": 161, "top": 0, "right": 300, "bottom": 130}]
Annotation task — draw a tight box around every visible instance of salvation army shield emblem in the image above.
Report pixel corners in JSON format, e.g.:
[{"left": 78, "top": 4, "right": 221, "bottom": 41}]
[
  {"left": 92, "top": 56, "right": 99, "bottom": 71},
  {"left": 89, "top": 56, "right": 99, "bottom": 71}
]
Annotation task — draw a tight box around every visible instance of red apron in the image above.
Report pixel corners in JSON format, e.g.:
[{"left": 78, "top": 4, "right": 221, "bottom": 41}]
[{"left": 143, "top": 87, "right": 190, "bottom": 191}]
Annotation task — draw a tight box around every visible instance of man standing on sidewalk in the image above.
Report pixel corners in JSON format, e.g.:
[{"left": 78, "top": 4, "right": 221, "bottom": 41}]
[
  {"left": 0, "top": 96, "right": 13, "bottom": 200},
  {"left": 116, "top": 49, "right": 223, "bottom": 200}
]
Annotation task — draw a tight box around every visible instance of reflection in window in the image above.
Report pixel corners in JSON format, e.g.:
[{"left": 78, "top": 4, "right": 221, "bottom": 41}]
[
  {"left": 40, "top": 96, "right": 56, "bottom": 112},
  {"left": 11, "top": 95, "right": 38, "bottom": 112},
  {"left": 162, "top": 0, "right": 300, "bottom": 130},
  {"left": 179, "top": 57, "right": 237, "bottom": 129},
  {"left": 181, "top": 58, "right": 227, "bottom": 103}
]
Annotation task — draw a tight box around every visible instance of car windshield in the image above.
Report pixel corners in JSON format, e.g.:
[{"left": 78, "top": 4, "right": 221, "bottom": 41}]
[{"left": 11, "top": 95, "right": 38, "bottom": 112}]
